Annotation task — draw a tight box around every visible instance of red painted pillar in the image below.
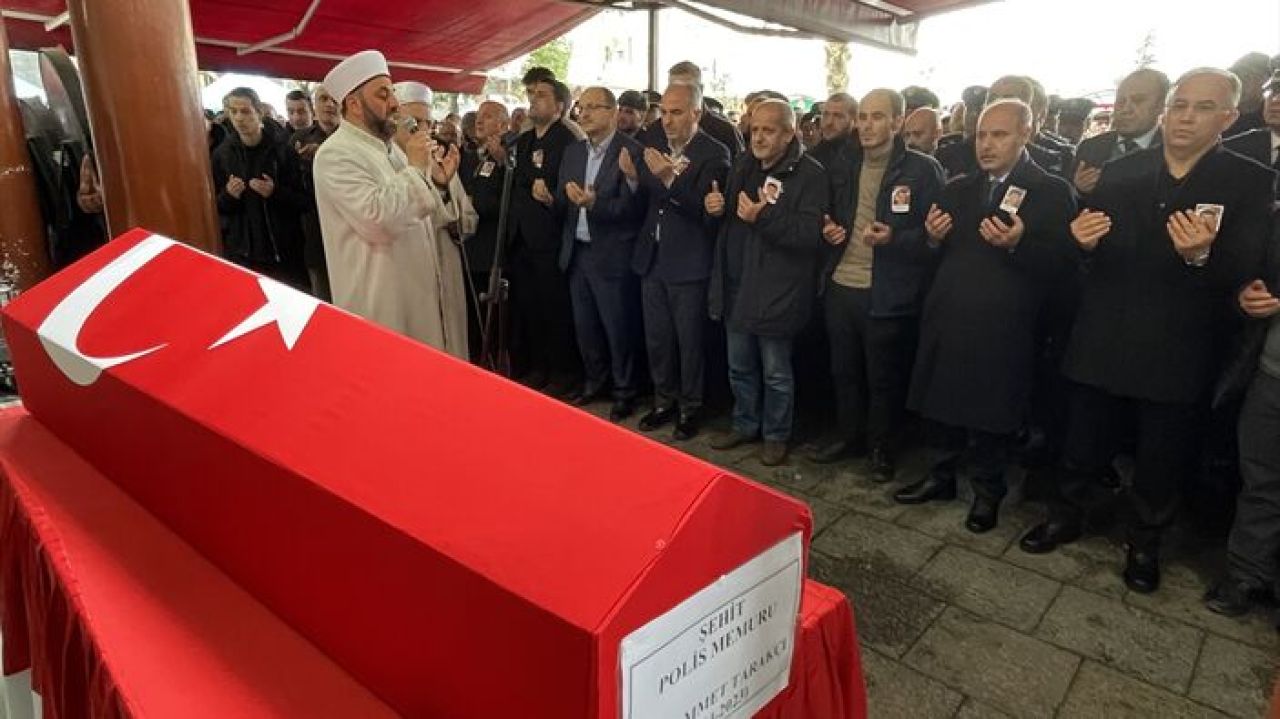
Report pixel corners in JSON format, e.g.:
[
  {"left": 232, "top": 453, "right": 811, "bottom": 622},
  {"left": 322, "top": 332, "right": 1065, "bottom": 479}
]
[
  {"left": 0, "top": 16, "right": 51, "bottom": 290},
  {"left": 66, "top": 0, "right": 220, "bottom": 252}
]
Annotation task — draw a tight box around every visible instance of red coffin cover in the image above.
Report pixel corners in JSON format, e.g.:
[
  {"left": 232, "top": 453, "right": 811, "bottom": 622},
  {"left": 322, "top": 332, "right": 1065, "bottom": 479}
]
[{"left": 0, "top": 228, "right": 813, "bottom": 718}]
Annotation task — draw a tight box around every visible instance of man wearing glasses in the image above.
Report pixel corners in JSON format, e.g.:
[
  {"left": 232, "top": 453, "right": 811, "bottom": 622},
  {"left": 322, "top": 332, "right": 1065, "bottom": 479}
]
[
  {"left": 554, "top": 87, "right": 645, "bottom": 420},
  {"left": 1021, "top": 68, "right": 1275, "bottom": 595}
]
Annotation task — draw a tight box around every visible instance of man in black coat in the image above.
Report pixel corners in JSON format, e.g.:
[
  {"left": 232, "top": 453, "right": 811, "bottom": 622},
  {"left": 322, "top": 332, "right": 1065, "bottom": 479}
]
[
  {"left": 1021, "top": 69, "right": 1275, "bottom": 595},
  {"left": 508, "top": 68, "right": 579, "bottom": 392},
  {"left": 1204, "top": 214, "right": 1280, "bottom": 616},
  {"left": 554, "top": 87, "right": 646, "bottom": 420},
  {"left": 707, "top": 100, "right": 826, "bottom": 466},
  {"left": 628, "top": 82, "right": 731, "bottom": 440},
  {"left": 1073, "top": 69, "right": 1170, "bottom": 198},
  {"left": 289, "top": 84, "right": 340, "bottom": 301},
  {"left": 898, "top": 100, "right": 1077, "bottom": 533},
  {"left": 460, "top": 100, "right": 511, "bottom": 360},
  {"left": 808, "top": 89, "right": 945, "bottom": 484},
  {"left": 1224, "top": 69, "right": 1279, "bottom": 200},
  {"left": 211, "top": 87, "right": 310, "bottom": 290},
  {"left": 1027, "top": 77, "right": 1075, "bottom": 180}
]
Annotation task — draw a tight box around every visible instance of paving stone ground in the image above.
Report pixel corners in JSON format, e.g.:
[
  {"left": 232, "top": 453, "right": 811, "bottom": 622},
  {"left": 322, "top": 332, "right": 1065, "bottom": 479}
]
[{"left": 590, "top": 401, "right": 1279, "bottom": 718}]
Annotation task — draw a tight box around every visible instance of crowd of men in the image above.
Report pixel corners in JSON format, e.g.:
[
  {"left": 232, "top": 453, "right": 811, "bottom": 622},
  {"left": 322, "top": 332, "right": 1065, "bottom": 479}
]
[{"left": 81, "top": 47, "right": 1280, "bottom": 615}]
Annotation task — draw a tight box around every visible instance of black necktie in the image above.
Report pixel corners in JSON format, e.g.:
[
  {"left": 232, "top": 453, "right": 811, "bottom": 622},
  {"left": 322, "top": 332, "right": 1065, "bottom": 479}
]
[
  {"left": 986, "top": 178, "right": 1001, "bottom": 206},
  {"left": 1119, "top": 138, "right": 1137, "bottom": 156}
]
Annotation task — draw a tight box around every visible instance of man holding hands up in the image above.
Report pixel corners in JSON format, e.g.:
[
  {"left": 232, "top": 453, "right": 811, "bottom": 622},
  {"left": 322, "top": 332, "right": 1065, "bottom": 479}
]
[{"left": 1022, "top": 69, "right": 1274, "bottom": 595}]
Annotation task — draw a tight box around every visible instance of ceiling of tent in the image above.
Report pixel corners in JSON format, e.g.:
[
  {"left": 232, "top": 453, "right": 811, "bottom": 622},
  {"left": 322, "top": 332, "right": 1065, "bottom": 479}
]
[{"left": 2, "top": 0, "right": 988, "bottom": 92}]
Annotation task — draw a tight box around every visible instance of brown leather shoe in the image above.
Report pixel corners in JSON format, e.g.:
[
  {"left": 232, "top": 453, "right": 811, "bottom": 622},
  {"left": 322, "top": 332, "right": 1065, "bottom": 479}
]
[{"left": 761, "top": 440, "right": 788, "bottom": 466}]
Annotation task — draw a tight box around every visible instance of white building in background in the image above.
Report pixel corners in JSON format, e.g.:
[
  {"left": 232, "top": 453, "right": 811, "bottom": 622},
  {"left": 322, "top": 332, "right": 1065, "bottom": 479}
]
[{"left": 201, "top": 73, "right": 297, "bottom": 113}]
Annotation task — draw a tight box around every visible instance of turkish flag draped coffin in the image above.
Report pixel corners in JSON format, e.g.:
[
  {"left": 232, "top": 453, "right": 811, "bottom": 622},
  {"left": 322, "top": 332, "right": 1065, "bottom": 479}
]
[{"left": 0, "top": 229, "right": 814, "bottom": 718}]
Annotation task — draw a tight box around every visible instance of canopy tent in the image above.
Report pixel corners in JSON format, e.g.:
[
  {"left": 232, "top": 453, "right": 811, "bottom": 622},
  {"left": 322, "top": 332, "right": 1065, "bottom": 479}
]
[{"left": 2, "top": 0, "right": 985, "bottom": 93}]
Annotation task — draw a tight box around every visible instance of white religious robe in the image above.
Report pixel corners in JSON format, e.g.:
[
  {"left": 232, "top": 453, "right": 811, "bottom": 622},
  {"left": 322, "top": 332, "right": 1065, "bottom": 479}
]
[{"left": 314, "top": 122, "right": 475, "bottom": 358}]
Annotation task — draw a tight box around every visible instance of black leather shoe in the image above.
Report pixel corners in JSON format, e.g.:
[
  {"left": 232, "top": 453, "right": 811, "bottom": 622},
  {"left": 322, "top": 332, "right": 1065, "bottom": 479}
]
[
  {"left": 609, "top": 398, "right": 635, "bottom": 421},
  {"left": 638, "top": 406, "right": 676, "bottom": 432},
  {"left": 1204, "top": 578, "right": 1271, "bottom": 617},
  {"left": 867, "top": 446, "right": 895, "bottom": 484},
  {"left": 965, "top": 497, "right": 1000, "bottom": 533},
  {"left": 520, "top": 370, "right": 549, "bottom": 390},
  {"left": 809, "top": 440, "right": 851, "bottom": 464},
  {"left": 1123, "top": 545, "right": 1161, "bottom": 594},
  {"left": 1018, "top": 519, "right": 1083, "bottom": 554},
  {"left": 893, "top": 475, "right": 957, "bottom": 505},
  {"left": 569, "top": 387, "right": 606, "bottom": 407},
  {"left": 672, "top": 411, "right": 700, "bottom": 441}
]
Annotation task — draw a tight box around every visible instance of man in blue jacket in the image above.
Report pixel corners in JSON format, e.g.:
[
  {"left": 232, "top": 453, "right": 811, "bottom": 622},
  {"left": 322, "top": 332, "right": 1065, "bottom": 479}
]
[{"left": 555, "top": 87, "right": 646, "bottom": 420}]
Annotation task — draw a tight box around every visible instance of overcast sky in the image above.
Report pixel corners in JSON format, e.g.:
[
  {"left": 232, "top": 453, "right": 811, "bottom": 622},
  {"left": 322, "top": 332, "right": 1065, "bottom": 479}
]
[{"left": 546, "top": 0, "right": 1279, "bottom": 106}]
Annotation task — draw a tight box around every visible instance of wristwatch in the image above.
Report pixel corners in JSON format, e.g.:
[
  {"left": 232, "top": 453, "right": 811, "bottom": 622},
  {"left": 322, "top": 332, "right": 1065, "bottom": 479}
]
[{"left": 1184, "top": 247, "right": 1212, "bottom": 267}]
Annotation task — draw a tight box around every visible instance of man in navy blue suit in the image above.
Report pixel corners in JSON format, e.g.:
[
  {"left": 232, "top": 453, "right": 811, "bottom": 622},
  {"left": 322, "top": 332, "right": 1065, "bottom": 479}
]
[
  {"left": 626, "top": 81, "right": 731, "bottom": 441},
  {"left": 555, "top": 87, "right": 647, "bottom": 421}
]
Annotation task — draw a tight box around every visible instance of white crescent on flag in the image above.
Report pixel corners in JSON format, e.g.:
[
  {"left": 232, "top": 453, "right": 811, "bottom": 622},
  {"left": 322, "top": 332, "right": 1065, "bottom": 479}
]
[{"left": 36, "top": 233, "right": 320, "bottom": 386}]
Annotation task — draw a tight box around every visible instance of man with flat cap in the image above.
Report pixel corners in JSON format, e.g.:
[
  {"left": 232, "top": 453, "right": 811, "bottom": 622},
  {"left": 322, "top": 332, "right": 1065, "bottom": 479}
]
[
  {"left": 314, "top": 50, "right": 471, "bottom": 358},
  {"left": 617, "top": 90, "right": 647, "bottom": 139}
]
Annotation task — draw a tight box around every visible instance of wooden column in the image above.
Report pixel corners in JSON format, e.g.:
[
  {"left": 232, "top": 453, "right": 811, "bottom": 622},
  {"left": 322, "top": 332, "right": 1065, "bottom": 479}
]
[
  {"left": 0, "top": 16, "right": 51, "bottom": 290},
  {"left": 66, "top": 0, "right": 220, "bottom": 252}
]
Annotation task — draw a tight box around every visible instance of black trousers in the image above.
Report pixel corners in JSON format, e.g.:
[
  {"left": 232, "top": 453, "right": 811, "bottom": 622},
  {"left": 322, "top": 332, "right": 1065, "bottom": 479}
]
[
  {"left": 926, "top": 423, "right": 1013, "bottom": 501},
  {"left": 641, "top": 277, "right": 708, "bottom": 412},
  {"left": 567, "top": 244, "right": 636, "bottom": 399},
  {"left": 1228, "top": 371, "right": 1280, "bottom": 585},
  {"left": 1053, "top": 383, "right": 1202, "bottom": 548},
  {"left": 825, "top": 284, "right": 917, "bottom": 449},
  {"left": 508, "top": 248, "right": 577, "bottom": 382}
]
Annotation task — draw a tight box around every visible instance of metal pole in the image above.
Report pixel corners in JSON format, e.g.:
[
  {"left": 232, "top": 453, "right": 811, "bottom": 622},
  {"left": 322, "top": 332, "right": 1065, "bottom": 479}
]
[{"left": 647, "top": 7, "right": 659, "bottom": 91}]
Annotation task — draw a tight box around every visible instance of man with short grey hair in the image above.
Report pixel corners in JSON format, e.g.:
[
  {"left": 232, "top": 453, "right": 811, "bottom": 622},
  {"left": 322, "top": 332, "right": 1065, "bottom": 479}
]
[
  {"left": 707, "top": 100, "right": 827, "bottom": 466},
  {"left": 627, "top": 81, "right": 731, "bottom": 441},
  {"left": 902, "top": 99, "right": 1077, "bottom": 533},
  {"left": 1022, "top": 68, "right": 1274, "bottom": 595},
  {"left": 641, "top": 60, "right": 744, "bottom": 159}
]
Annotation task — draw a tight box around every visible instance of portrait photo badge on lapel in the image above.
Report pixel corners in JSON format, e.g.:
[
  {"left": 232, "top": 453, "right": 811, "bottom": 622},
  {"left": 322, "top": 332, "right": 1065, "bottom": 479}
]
[
  {"left": 891, "top": 185, "right": 912, "bottom": 214},
  {"left": 532, "top": 149, "right": 545, "bottom": 169},
  {"left": 762, "top": 176, "right": 783, "bottom": 205},
  {"left": 1194, "top": 203, "right": 1225, "bottom": 233},
  {"left": 1000, "top": 185, "right": 1027, "bottom": 215}
]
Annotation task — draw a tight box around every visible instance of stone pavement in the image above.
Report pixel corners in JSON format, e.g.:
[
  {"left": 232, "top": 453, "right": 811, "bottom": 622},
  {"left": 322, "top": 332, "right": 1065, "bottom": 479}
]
[{"left": 586, "top": 401, "right": 1279, "bottom": 718}]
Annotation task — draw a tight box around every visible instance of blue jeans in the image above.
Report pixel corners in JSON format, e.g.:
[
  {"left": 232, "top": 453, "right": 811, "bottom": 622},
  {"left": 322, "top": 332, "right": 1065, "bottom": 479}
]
[{"left": 727, "top": 331, "right": 795, "bottom": 442}]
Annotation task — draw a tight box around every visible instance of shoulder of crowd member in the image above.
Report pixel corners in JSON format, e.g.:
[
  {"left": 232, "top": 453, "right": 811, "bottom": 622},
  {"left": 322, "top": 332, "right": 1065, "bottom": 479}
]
[
  {"left": 935, "top": 132, "right": 962, "bottom": 150},
  {"left": 560, "top": 117, "right": 587, "bottom": 141},
  {"left": 701, "top": 112, "right": 745, "bottom": 150},
  {"left": 1076, "top": 130, "right": 1114, "bottom": 154},
  {"left": 694, "top": 129, "right": 731, "bottom": 161},
  {"left": 1223, "top": 127, "right": 1271, "bottom": 155},
  {"left": 1214, "top": 141, "right": 1279, "bottom": 179},
  {"left": 900, "top": 144, "right": 945, "bottom": 177}
]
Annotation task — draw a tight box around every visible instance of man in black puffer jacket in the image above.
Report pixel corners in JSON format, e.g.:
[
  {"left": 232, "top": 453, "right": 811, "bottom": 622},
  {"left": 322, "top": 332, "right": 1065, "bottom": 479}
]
[
  {"left": 707, "top": 100, "right": 826, "bottom": 466},
  {"left": 211, "top": 87, "right": 309, "bottom": 289}
]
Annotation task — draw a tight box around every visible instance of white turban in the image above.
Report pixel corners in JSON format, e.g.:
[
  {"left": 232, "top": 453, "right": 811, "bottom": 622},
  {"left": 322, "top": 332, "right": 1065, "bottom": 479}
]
[
  {"left": 323, "top": 50, "right": 390, "bottom": 102},
  {"left": 393, "top": 81, "right": 433, "bottom": 106}
]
